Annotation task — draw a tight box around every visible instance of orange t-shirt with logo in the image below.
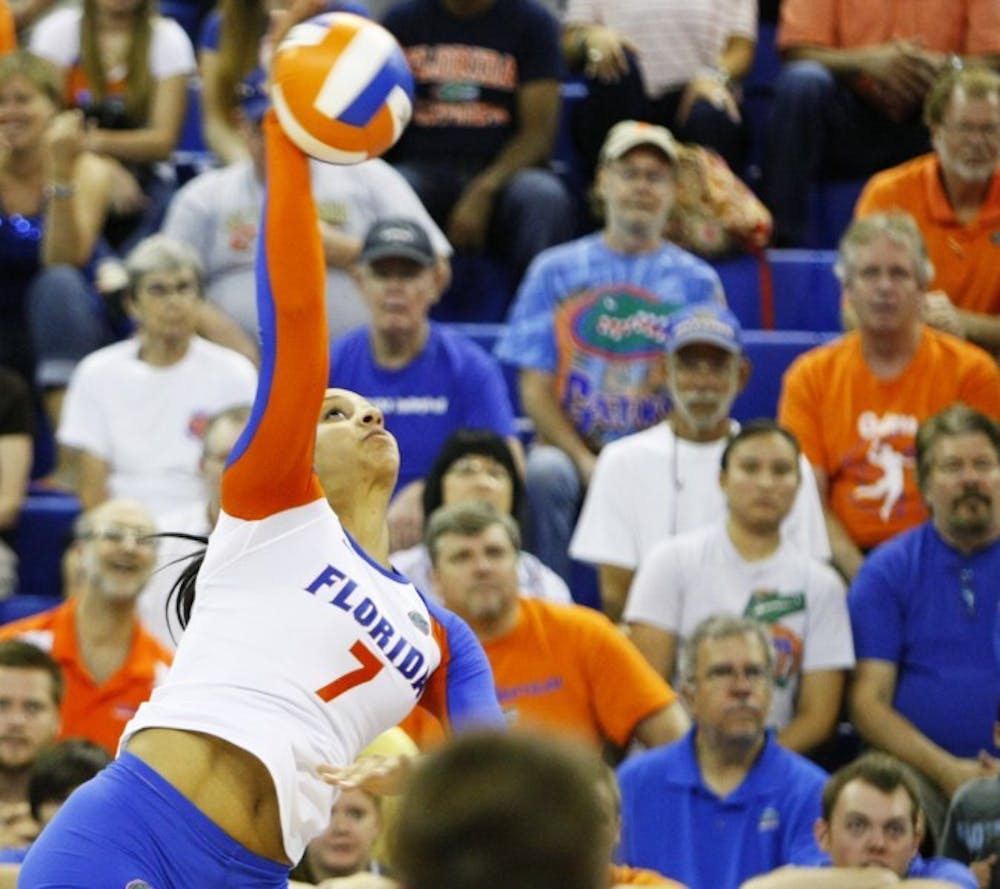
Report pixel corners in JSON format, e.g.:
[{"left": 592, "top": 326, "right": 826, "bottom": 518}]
[
  {"left": 856, "top": 154, "right": 1000, "bottom": 316},
  {"left": 778, "top": 327, "right": 1000, "bottom": 549},
  {"left": 482, "top": 598, "right": 676, "bottom": 748},
  {"left": 0, "top": 599, "right": 173, "bottom": 755}
]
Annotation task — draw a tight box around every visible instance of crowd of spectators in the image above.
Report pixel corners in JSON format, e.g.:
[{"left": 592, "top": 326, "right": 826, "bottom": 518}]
[{"left": 1, "top": 0, "right": 999, "bottom": 887}]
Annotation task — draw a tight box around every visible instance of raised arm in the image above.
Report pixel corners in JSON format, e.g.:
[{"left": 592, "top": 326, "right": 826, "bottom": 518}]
[{"left": 221, "top": 112, "right": 326, "bottom": 519}]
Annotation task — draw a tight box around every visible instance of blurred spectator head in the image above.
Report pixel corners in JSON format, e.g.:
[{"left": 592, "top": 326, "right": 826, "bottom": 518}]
[
  {"left": 28, "top": 737, "right": 110, "bottom": 826},
  {"left": 663, "top": 303, "right": 749, "bottom": 438},
  {"left": 392, "top": 730, "right": 606, "bottom": 889},
  {"left": 199, "top": 404, "right": 252, "bottom": 518},
  {"left": 299, "top": 786, "right": 384, "bottom": 880},
  {"left": 72, "top": 499, "right": 158, "bottom": 605},
  {"left": 926, "top": 66, "right": 1000, "bottom": 185},
  {"left": 123, "top": 235, "right": 205, "bottom": 342},
  {"left": 0, "top": 49, "right": 63, "bottom": 109},
  {"left": 0, "top": 639, "right": 62, "bottom": 773},
  {"left": 421, "top": 429, "right": 524, "bottom": 525}
]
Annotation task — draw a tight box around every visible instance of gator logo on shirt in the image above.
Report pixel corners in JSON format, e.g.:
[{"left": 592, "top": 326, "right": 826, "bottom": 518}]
[
  {"left": 124, "top": 882, "right": 154, "bottom": 888},
  {"left": 758, "top": 807, "right": 780, "bottom": 832},
  {"left": 408, "top": 610, "right": 430, "bottom": 635},
  {"left": 569, "top": 290, "right": 678, "bottom": 359}
]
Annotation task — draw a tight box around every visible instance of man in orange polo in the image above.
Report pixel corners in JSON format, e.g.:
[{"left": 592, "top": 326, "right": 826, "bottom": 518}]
[
  {"left": 856, "top": 66, "right": 1000, "bottom": 356},
  {"left": 425, "top": 501, "right": 690, "bottom": 752},
  {"left": 0, "top": 499, "right": 172, "bottom": 754}
]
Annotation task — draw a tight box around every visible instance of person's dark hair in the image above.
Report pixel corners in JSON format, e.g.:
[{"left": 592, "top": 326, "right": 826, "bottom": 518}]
[
  {"left": 421, "top": 429, "right": 523, "bottom": 522},
  {"left": 28, "top": 738, "right": 111, "bottom": 823},
  {"left": 915, "top": 403, "right": 1000, "bottom": 492},
  {"left": 392, "top": 730, "right": 606, "bottom": 889},
  {"left": 821, "top": 752, "right": 923, "bottom": 829},
  {"left": 719, "top": 419, "right": 801, "bottom": 472},
  {"left": 159, "top": 533, "right": 209, "bottom": 636},
  {"left": 0, "top": 639, "right": 63, "bottom": 706}
]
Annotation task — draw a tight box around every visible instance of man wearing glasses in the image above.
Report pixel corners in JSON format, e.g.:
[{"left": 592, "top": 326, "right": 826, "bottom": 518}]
[
  {"left": 849, "top": 404, "right": 1000, "bottom": 850},
  {"left": 856, "top": 67, "right": 1000, "bottom": 356},
  {"left": 616, "top": 614, "right": 827, "bottom": 889},
  {"left": 496, "top": 120, "right": 724, "bottom": 584},
  {"left": 0, "top": 499, "right": 171, "bottom": 756}
]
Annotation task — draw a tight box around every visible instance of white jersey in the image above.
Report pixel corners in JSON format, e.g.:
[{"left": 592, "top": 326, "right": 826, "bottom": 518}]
[
  {"left": 569, "top": 422, "right": 831, "bottom": 569},
  {"left": 123, "top": 501, "right": 444, "bottom": 863},
  {"left": 624, "top": 522, "right": 854, "bottom": 729}
]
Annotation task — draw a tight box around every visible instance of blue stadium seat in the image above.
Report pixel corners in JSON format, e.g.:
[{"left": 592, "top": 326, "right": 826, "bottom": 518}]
[
  {"left": 742, "top": 21, "right": 780, "bottom": 185},
  {"left": 804, "top": 179, "right": 866, "bottom": 250},
  {"left": 15, "top": 493, "right": 81, "bottom": 598},
  {"left": 733, "top": 329, "right": 838, "bottom": 421},
  {"left": 0, "top": 594, "right": 61, "bottom": 626}
]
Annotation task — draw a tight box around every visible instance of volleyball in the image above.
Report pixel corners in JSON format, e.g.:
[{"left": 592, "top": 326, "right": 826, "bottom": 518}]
[{"left": 271, "top": 12, "right": 414, "bottom": 165}]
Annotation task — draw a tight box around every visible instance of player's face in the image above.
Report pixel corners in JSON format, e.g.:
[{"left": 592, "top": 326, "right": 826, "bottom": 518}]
[
  {"left": 933, "top": 88, "right": 1000, "bottom": 184},
  {"left": 666, "top": 344, "right": 744, "bottom": 438},
  {"left": 77, "top": 501, "right": 158, "bottom": 603},
  {"left": 685, "top": 633, "right": 772, "bottom": 748},
  {"left": 0, "top": 74, "right": 56, "bottom": 152},
  {"left": 305, "top": 787, "right": 382, "bottom": 878},
  {"left": 358, "top": 258, "right": 440, "bottom": 339},
  {"left": 596, "top": 146, "right": 675, "bottom": 237},
  {"left": 843, "top": 235, "right": 924, "bottom": 337},
  {"left": 922, "top": 431, "right": 1000, "bottom": 543},
  {"left": 817, "top": 781, "right": 920, "bottom": 876},
  {"left": 0, "top": 668, "right": 60, "bottom": 772},
  {"left": 720, "top": 432, "right": 800, "bottom": 534},
  {"left": 432, "top": 523, "right": 519, "bottom": 629},
  {"left": 441, "top": 454, "right": 514, "bottom": 514},
  {"left": 128, "top": 267, "right": 202, "bottom": 346},
  {"left": 315, "top": 389, "right": 399, "bottom": 492}
]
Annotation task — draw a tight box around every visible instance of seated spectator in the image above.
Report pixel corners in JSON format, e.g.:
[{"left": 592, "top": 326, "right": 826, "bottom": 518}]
[
  {"left": 390, "top": 429, "right": 570, "bottom": 605},
  {"left": 855, "top": 66, "right": 1000, "bottom": 356},
  {"left": 495, "top": 121, "right": 723, "bottom": 582},
  {"left": 562, "top": 0, "right": 755, "bottom": 180},
  {"left": 0, "top": 368, "right": 33, "bottom": 598},
  {"left": 778, "top": 212, "right": 1000, "bottom": 581},
  {"left": 849, "top": 405, "right": 1000, "bottom": 847},
  {"left": 29, "top": 0, "right": 196, "bottom": 252},
  {"left": 329, "top": 218, "right": 520, "bottom": 551},
  {"left": 616, "top": 615, "right": 828, "bottom": 889},
  {"left": 0, "top": 738, "right": 111, "bottom": 866},
  {"left": 942, "top": 700, "right": 1000, "bottom": 889},
  {"left": 0, "top": 640, "right": 60, "bottom": 850},
  {"left": 381, "top": 0, "right": 576, "bottom": 285},
  {"left": 56, "top": 234, "right": 257, "bottom": 520},
  {"left": 570, "top": 303, "right": 829, "bottom": 620},
  {"left": 424, "top": 501, "right": 690, "bottom": 751},
  {"left": 162, "top": 76, "right": 449, "bottom": 342},
  {"left": 392, "top": 730, "right": 608, "bottom": 889},
  {"left": 0, "top": 499, "right": 172, "bottom": 755},
  {"left": 743, "top": 752, "right": 978, "bottom": 889},
  {"left": 626, "top": 420, "right": 853, "bottom": 755},
  {"left": 289, "top": 787, "right": 393, "bottom": 888},
  {"left": 765, "top": 0, "right": 1000, "bottom": 246},
  {"left": 137, "top": 402, "right": 250, "bottom": 650},
  {"left": 0, "top": 50, "right": 116, "bottom": 422}
]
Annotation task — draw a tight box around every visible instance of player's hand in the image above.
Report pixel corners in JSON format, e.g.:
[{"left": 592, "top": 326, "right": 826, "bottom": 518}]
[
  {"left": 318, "top": 752, "right": 413, "bottom": 795},
  {"left": 265, "top": 0, "right": 329, "bottom": 71}
]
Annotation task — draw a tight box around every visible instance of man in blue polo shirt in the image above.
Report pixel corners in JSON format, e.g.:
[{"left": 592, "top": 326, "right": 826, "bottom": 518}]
[
  {"left": 616, "top": 614, "right": 827, "bottom": 889},
  {"left": 742, "top": 752, "right": 977, "bottom": 889},
  {"left": 329, "top": 217, "right": 521, "bottom": 550}
]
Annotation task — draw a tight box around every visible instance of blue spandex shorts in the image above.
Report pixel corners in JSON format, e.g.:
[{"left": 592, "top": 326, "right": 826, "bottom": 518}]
[{"left": 18, "top": 750, "right": 290, "bottom": 889}]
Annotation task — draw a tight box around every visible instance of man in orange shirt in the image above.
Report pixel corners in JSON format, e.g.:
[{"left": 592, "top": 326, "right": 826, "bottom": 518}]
[
  {"left": 0, "top": 499, "right": 172, "bottom": 754},
  {"left": 856, "top": 66, "right": 1000, "bottom": 355},
  {"left": 766, "top": 0, "right": 1000, "bottom": 246},
  {"left": 778, "top": 212, "right": 1000, "bottom": 581},
  {"left": 425, "top": 501, "right": 689, "bottom": 752}
]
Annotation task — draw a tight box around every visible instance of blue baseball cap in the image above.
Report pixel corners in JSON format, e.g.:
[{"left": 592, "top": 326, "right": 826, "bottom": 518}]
[{"left": 665, "top": 304, "right": 743, "bottom": 354}]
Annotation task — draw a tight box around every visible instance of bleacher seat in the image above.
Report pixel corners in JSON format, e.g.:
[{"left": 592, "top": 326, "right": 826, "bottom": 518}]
[
  {"left": 804, "top": 179, "right": 866, "bottom": 250},
  {"left": 713, "top": 249, "right": 841, "bottom": 332},
  {"left": 0, "top": 594, "right": 61, "bottom": 625},
  {"left": 15, "top": 492, "right": 81, "bottom": 598}
]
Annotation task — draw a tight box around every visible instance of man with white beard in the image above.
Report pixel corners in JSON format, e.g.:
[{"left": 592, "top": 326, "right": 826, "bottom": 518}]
[{"left": 855, "top": 66, "right": 1000, "bottom": 355}]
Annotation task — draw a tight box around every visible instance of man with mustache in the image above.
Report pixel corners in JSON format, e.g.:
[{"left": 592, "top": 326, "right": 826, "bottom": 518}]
[
  {"left": 849, "top": 405, "right": 1000, "bottom": 849},
  {"left": 616, "top": 615, "right": 827, "bottom": 889},
  {"left": 856, "top": 67, "right": 1000, "bottom": 356}
]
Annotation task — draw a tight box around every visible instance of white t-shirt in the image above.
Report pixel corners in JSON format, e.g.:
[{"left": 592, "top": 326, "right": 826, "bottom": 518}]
[
  {"left": 569, "top": 421, "right": 831, "bottom": 569},
  {"left": 30, "top": 9, "right": 196, "bottom": 81},
  {"left": 624, "top": 522, "right": 854, "bottom": 729},
  {"left": 58, "top": 337, "right": 257, "bottom": 521},
  {"left": 391, "top": 543, "right": 572, "bottom": 605}
]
